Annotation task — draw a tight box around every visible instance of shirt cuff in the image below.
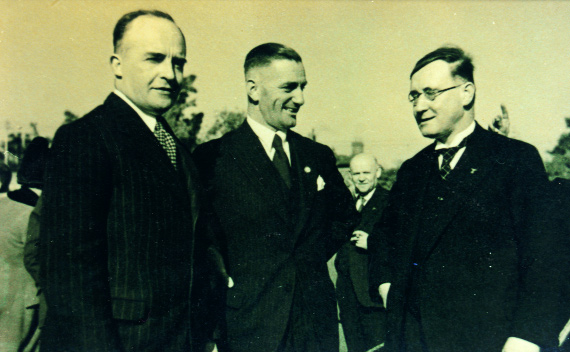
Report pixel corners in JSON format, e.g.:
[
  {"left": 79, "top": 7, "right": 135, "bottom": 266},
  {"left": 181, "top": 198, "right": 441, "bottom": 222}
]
[{"left": 503, "top": 337, "right": 539, "bottom": 352}]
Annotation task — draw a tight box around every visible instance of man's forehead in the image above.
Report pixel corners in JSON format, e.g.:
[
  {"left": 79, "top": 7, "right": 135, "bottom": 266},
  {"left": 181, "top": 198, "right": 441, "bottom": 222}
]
[
  {"left": 350, "top": 155, "right": 377, "bottom": 171},
  {"left": 256, "top": 59, "right": 306, "bottom": 81},
  {"left": 121, "top": 16, "right": 185, "bottom": 55},
  {"left": 410, "top": 60, "right": 455, "bottom": 87}
]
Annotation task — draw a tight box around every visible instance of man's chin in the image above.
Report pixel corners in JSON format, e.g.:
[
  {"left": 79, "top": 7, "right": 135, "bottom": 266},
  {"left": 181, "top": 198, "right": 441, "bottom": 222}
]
[{"left": 418, "top": 126, "right": 439, "bottom": 139}]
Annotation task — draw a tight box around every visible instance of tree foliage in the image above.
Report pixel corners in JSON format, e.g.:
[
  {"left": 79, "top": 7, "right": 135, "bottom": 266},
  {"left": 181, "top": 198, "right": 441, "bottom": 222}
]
[
  {"left": 164, "top": 75, "right": 204, "bottom": 151},
  {"left": 197, "top": 109, "right": 246, "bottom": 145},
  {"left": 545, "top": 117, "right": 570, "bottom": 180}
]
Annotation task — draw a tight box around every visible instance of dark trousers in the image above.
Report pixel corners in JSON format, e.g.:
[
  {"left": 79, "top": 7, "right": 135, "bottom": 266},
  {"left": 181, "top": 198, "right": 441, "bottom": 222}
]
[
  {"left": 42, "top": 305, "right": 190, "bottom": 352},
  {"left": 400, "top": 308, "right": 429, "bottom": 352},
  {"left": 278, "top": 283, "right": 322, "bottom": 352},
  {"left": 336, "top": 274, "right": 385, "bottom": 352}
]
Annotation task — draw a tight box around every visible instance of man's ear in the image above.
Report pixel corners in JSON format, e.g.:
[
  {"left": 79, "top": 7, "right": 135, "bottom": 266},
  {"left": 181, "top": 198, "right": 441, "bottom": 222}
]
[
  {"left": 246, "top": 79, "right": 259, "bottom": 104},
  {"left": 375, "top": 167, "right": 382, "bottom": 180},
  {"left": 110, "top": 54, "right": 122, "bottom": 79},
  {"left": 462, "top": 82, "right": 475, "bottom": 107}
]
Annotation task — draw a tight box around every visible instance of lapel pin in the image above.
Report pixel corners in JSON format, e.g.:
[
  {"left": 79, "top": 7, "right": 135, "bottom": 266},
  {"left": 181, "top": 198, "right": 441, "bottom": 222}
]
[
  {"left": 304, "top": 166, "right": 311, "bottom": 173},
  {"left": 470, "top": 168, "right": 478, "bottom": 174}
]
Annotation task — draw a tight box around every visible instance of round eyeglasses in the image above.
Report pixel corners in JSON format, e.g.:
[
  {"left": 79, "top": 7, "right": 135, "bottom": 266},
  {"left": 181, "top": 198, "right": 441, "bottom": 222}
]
[{"left": 408, "top": 84, "right": 464, "bottom": 104}]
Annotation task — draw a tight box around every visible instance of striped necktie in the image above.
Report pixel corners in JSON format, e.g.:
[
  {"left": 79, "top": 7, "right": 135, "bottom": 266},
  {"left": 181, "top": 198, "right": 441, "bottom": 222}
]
[{"left": 437, "top": 137, "right": 468, "bottom": 180}]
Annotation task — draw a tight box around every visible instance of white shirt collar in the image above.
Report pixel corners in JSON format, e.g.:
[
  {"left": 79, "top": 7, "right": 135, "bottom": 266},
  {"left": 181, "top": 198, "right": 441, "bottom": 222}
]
[
  {"left": 114, "top": 90, "right": 157, "bottom": 132},
  {"left": 435, "top": 121, "right": 476, "bottom": 150},
  {"left": 246, "top": 116, "right": 290, "bottom": 164},
  {"left": 358, "top": 188, "right": 376, "bottom": 203},
  {"left": 247, "top": 116, "right": 286, "bottom": 143}
]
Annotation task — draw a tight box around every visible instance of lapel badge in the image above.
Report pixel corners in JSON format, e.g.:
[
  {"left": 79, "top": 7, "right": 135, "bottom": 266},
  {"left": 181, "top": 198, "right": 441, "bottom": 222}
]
[
  {"left": 470, "top": 168, "right": 478, "bottom": 174},
  {"left": 304, "top": 166, "right": 311, "bottom": 173}
]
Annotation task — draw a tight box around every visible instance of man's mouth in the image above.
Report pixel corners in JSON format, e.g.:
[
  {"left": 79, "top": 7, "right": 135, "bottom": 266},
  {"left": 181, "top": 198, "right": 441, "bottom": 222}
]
[
  {"left": 153, "top": 87, "right": 175, "bottom": 94},
  {"left": 284, "top": 107, "right": 299, "bottom": 115},
  {"left": 418, "top": 115, "right": 435, "bottom": 124}
]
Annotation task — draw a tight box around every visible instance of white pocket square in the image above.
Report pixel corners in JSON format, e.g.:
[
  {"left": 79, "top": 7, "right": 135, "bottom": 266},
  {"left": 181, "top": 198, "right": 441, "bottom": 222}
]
[{"left": 317, "top": 175, "right": 326, "bottom": 191}]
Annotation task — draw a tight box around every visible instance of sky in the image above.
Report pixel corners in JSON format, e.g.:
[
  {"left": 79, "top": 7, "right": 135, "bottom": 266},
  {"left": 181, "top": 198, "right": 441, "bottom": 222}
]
[{"left": 1, "top": 0, "right": 570, "bottom": 168}]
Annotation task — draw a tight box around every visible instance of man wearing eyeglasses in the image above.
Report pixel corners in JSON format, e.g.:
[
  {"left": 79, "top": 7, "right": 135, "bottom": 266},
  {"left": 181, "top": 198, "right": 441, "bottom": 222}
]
[{"left": 367, "top": 46, "right": 566, "bottom": 352}]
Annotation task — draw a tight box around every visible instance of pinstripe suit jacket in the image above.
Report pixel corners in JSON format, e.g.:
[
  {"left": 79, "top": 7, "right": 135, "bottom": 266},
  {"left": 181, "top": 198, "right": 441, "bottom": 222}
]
[{"left": 40, "top": 93, "right": 200, "bottom": 352}]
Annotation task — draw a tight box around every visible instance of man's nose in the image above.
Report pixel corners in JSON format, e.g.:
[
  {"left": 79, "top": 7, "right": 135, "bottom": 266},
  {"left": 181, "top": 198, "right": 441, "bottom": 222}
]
[
  {"left": 413, "top": 94, "right": 429, "bottom": 114},
  {"left": 159, "top": 61, "right": 176, "bottom": 81},
  {"left": 292, "top": 87, "right": 305, "bottom": 106}
]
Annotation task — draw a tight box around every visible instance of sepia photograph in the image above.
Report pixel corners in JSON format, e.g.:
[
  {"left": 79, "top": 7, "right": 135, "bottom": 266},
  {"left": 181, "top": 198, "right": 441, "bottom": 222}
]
[{"left": 1, "top": 1, "right": 570, "bottom": 351}]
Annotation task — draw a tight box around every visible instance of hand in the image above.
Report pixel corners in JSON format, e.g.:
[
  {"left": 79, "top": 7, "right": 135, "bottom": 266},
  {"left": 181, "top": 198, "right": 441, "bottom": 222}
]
[
  {"left": 350, "top": 230, "right": 369, "bottom": 249},
  {"left": 378, "top": 283, "right": 391, "bottom": 309},
  {"left": 502, "top": 337, "right": 539, "bottom": 352},
  {"left": 207, "top": 247, "right": 233, "bottom": 288},
  {"left": 489, "top": 104, "right": 510, "bottom": 136}
]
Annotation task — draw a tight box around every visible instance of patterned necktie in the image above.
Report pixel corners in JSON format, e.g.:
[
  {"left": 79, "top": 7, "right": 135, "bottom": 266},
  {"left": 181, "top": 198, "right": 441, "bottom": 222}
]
[
  {"left": 154, "top": 117, "right": 177, "bottom": 170},
  {"left": 272, "top": 134, "right": 291, "bottom": 188},
  {"left": 438, "top": 137, "right": 468, "bottom": 180}
]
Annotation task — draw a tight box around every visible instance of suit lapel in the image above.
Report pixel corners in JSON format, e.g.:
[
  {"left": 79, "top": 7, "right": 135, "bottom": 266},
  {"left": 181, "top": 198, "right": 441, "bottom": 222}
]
[
  {"left": 226, "top": 123, "right": 290, "bottom": 224},
  {"left": 402, "top": 147, "right": 437, "bottom": 255},
  {"left": 157, "top": 117, "right": 200, "bottom": 225},
  {"left": 418, "top": 124, "right": 497, "bottom": 261},
  {"left": 288, "top": 133, "right": 318, "bottom": 240},
  {"left": 103, "top": 94, "right": 190, "bottom": 205}
]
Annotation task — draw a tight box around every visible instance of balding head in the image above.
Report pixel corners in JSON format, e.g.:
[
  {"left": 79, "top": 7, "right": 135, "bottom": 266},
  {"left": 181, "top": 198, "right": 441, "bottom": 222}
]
[
  {"left": 350, "top": 153, "right": 381, "bottom": 196},
  {"left": 110, "top": 12, "right": 186, "bottom": 117}
]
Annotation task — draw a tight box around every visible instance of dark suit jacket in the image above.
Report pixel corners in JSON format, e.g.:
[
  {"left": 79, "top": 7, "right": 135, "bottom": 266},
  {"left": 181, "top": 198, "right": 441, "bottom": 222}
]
[
  {"left": 40, "top": 93, "right": 200, "bottom": 352},
  {"left": 335, "top": 187, "right": 389, "bottom": 307},
  {"left": 369, "top": 124, "right": 569, "bottom": 351},
  {"left": 193, "top": 122, "right": 358, "bottom": 352}
]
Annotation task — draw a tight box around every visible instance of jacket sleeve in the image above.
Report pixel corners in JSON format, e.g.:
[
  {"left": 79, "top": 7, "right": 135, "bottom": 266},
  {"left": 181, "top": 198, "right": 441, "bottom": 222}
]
[
  {"left": 40, "top": 121, "right": 121, "bottom": 352},
  {"left": 509, "top": 144, "right": 570, "bottom": 347},
  {"left": 366, "top": 162, "right": 409, "bottom": 297},
  {"left": 24, "top": 195, "right": 42, "bottom": 285},
  {"left": 321, "top": 146, "right": 360, "bottom": 259}
]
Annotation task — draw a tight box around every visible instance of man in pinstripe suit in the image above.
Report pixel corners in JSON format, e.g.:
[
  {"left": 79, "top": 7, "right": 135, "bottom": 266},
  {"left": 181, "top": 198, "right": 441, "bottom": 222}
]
[{"left": 40, "top": 10, "right": 200, "bottom": 352}]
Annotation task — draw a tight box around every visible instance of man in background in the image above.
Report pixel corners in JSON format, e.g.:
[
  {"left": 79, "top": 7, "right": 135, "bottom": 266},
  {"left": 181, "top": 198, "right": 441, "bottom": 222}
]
[
  {"left": 335, "top": 153, "right": 389, "bottom": 352},
  {"left": 0, "top": 137, "right": 48, "bottom": 352},
  {"left": 40, "top": 10, "right": 200, "bottom": 351}
]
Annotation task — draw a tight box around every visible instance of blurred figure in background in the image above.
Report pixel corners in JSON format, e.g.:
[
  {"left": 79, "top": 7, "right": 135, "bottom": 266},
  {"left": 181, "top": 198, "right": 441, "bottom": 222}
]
[
  {"left": 0, "top": 136, "right": 48, "bottom": 352},
  {"left": 0, "top": 156, "right": 11, "bottom": 193},
  {"left": 335, "top": 153, "right": 389, "bottom": 352}
]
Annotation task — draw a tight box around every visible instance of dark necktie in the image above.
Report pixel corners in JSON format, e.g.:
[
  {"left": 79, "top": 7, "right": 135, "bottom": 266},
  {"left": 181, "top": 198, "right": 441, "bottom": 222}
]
[
  {"left": 154, "top": 117, "right": 177, "bottom": 170},
  {"left": 272, "top": 134, "right": 291, "bottom": 188},
  {"left": 437, "top": 137, "right": 468, "bottom": 180},
  {"left": 356, "top": 195, "right": 365, "bottom": 212}
]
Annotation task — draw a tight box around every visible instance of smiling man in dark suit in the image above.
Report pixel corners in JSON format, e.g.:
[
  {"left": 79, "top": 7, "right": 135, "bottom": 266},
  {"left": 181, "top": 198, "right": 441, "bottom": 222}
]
[
  {"left": 40, "top": 10, "right": 200, "bottom": 352},
  {"left": 193, "top": 43, "right": 358, "bottom": 352},
  {"left": 368, "top": 46, "right": 567, "bottom": 352}
]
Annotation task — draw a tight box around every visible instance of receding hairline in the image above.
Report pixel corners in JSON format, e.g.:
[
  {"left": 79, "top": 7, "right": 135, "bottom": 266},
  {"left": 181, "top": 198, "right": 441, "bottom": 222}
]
[
  {"left": 114, "top": 11, "right": 184, "bottom": 53},
  {"left": 350, "top": 153, "right": 380, "bottom": 170}
]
